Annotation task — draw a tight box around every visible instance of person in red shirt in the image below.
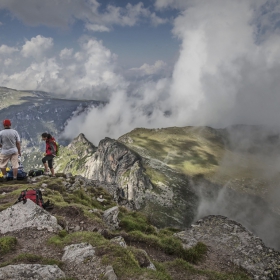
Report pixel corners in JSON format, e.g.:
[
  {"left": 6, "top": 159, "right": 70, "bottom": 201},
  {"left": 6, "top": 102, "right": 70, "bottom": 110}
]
[{"left": 41, "top": 133, "right": 57, "bottom": 177}]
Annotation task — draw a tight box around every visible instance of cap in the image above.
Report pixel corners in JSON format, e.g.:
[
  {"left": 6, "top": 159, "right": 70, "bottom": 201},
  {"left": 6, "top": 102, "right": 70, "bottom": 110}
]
[{"left": 3, "top": 119, "right": 11, "bottom": 126}]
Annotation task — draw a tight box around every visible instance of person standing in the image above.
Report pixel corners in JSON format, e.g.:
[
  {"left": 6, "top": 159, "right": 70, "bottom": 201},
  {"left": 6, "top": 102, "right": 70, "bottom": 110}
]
[
  {"left": 0, "top": 119, "right": 21, "bottom": 181},
  {"left": 41, "top": 133, "right": 56, "bottom": 177}
]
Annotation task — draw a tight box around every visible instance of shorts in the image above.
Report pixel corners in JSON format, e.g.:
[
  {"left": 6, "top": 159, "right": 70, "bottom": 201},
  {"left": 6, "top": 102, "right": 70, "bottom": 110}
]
[{"left": 0, "top": 153, "right": 19, "bottom": 169}]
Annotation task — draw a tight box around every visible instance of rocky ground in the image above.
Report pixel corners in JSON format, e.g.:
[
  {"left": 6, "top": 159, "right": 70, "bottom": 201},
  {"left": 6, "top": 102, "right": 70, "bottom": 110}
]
[
  {"left": 0, "top": 174, "right": 264, "bottom": 280},
  {"left": 0, "top": 174, "right": 279, "bottom": 279}
]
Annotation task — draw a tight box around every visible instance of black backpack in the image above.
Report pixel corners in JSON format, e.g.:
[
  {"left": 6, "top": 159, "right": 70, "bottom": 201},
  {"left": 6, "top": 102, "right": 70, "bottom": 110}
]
[{"left": 28, "top": 169, "right": 44, "bottom": 177}]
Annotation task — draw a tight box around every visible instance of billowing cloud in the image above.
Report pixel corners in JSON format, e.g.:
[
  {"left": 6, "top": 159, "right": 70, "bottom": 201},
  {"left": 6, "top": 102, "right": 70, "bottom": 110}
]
[
  {"left": 4, "top": 58, "right": 12, "bottom": 66},
  {"left": 2, "top": 0, "right": 280, "bottom": 148},
  {"left": 0, "top": 36, "right": 127, "bottom": 100},
  {"left": 0, "top": 0, "right": 97, "bottom": 27},
  {"left": 0, "top": 0, "right": 167, "bottom": 32},
  {"left": 21, "top": 35, "right": 53, "bottom": 60},
  {"left": 0, "top": 44, "right": 18, "bottom": 55},
  {"left": 129, "top": 60, "right": 167, "bottom": 76},
  {"left": 62, "top": 0, "right": 280, "bottom": 145},
  {"left": 59, "top": 48, "right": 73, "bottom": 60}
]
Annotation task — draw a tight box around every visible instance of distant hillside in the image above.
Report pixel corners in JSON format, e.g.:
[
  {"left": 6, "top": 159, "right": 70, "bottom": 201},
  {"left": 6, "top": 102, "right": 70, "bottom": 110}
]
[
  {"left": 0, "top": 87, "right": 102, "bottom": 170},
  {"left": 118, "top": 125, "right": 280, "bottom": 199}
]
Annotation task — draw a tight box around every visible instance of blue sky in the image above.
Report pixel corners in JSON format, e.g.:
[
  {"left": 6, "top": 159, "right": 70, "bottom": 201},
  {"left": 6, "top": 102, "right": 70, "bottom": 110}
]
[
  {"left": 1, "top": 0, "right": 280, "bottom": 143},
  {"left": 0, "top": 0, "right": 179, "bottom": 69}
]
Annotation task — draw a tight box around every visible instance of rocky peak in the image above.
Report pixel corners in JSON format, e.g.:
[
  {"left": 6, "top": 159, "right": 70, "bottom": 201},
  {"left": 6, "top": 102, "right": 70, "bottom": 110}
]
[
  {"left": 67, "top": 133, "right": 97, "bottom": 157},
  {"left": 83, "top": 137, "right": 152, "bottom": 209},
  {"left": 175, "top": 215, "right": 280, "bottom": 280}
]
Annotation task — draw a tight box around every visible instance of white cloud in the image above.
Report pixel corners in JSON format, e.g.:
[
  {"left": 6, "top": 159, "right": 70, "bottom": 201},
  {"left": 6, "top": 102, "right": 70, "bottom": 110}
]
[
  {"left": 59, "top": 48, "right": 73, "bottom": 60},
  {"left": 2, "top": 0, "right": 280, "bottom": 147},
  {"left": 85, "top": 24, "right": 110, "bottom": 32},
  {"left": 0, "top": 36, "right": 126, "bottom": 101},
  {"left": 150, "top": 12, "right": 168, "bottom": 26},
  {"left": 0, "top": 0, "right": 167, "bottom": 32},
  {"left": 21, "top": 35, "right": 53, "bottom": 60},
  {"left": 129, "top": 60, "right": 167, "bottom": 76},
  {"left": 154, "top": 0, "right": 188, "bottom": 10},
  {"left": 4, "top": 58, "right": 12, "bottom": 66},
  {"left": 0, "top": 44, "right": 18, "bottom": 55},
  {"left": 0, "top": 21, "right": 3, "bottom": 26},
  {"left": 166, "top": 0, "right": 280, "bottom": 128},
  {"left": 0, "top": 0, "right": 99, "bottom": 27},
  {"left": 62, "top": 0, "right": 280, "bottom": 145}
]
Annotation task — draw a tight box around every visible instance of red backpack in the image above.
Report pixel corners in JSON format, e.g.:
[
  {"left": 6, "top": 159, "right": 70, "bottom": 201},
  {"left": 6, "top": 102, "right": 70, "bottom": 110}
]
[{"left": 16, "top": 188, "right": 44, "bottom": 207}]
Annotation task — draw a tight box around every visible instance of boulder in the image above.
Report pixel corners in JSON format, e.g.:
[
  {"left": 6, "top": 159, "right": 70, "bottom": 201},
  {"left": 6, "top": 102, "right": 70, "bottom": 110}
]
[
  {"left": 0, "top": 264, "right": 65, "bottom": 280},
  {"left": 110, "top": 236, "right": 127, "bottom": 248},
  {"left": 62, "top": 243, "right": 95, "bottom": 263},
  {"left": 104, "top": 265, "right": 118, "bottom": 280},
  {"left": 0, "top": 199, "right": 61, "bottom": 234},
  {"left": 175, "top": 215, "right": 280, "bottom": 280},
  {"left": 133, "top": 249, "right": 156, "bottom": 270},
  {"left": 103, "top": 206, "right": 119, "bottom": 230}
]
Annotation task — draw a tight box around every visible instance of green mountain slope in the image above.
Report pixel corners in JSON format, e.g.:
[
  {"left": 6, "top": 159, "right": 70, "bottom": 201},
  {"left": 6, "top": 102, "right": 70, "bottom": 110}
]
[{"left": 118, "top": 126, "right": 280, "bottom": 199}]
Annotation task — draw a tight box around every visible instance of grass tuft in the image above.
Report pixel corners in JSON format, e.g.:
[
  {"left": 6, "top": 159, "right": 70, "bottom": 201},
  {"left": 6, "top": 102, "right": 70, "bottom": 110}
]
[
  {"left": 0, "top": 253, "right": 63, "bottom": 268},
  {"left": 0, "top": 236, "right": 17, "bottom": 255}
]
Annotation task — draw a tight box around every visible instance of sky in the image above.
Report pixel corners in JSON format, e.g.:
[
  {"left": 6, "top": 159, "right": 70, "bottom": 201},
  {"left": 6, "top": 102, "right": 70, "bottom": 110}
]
[{"left": 1, "top": 0, "right": 280, "bottom": 144}]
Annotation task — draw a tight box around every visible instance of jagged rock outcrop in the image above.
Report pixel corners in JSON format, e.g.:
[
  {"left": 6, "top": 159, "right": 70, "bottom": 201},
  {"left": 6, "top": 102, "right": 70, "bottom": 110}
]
[
  {"left": 83, "top": 137, "right": 153, "bottom": 209},
  {"left": 175, "top": 215, "right": 280, "bottom": 280},
  {"left": 0, "top": 264, "right": 65, "bottom": 280},
  {"left": 68, "top": 133, "right": 97, "bottom": 158},
  {"left": 103, "top": 206, "right": 120, "bottom": 230},
  {"left": 0, "top": 199, "right": 61, "bottom": 233}
]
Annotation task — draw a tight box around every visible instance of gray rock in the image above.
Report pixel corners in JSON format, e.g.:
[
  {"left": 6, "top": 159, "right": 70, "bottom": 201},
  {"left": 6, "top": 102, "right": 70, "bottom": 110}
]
[
  {"left": 103, "top": 206, "right": 119, "bottom": 230},
  {"left": 97, "top": 197, "right": 106, "bottom": 202},
  {"left": 110, "top": 236, "right": 127, "bottom": 248},
  {"left": 62, "top": 243, "right": 95, "bottom": 263},
  {"left": 74, "top": 225, "right": 81, "bottom": 232},
  {"left": 82, "top": 138, "right": 153, "bottom": 209},
  {"left": 175, "top": 215, "right": 280, "bottom": 280},
  {"left": 0, "top": 199, "right": 61, "bottom": 234},
  {"left": 65, "top": 172, "right": 73, "bottom": 179},
  {"left": 133, "top": 249, "right": 156, "bottom": 270},
  {"left": 0, "top": 264, "right": 65, "bottom": 280},
  {"left": 104, "top": 265, "right": 118, "bottom": 280},
  {"left": 41, "top": 183, "right": 48, "bottom": 188}
]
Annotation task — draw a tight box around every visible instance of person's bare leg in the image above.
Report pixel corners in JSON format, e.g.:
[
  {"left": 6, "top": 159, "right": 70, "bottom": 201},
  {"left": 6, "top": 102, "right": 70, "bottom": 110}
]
[
  {"left": 1, "top": 168, "right": 6, "bottom": 176},
  {"left": 43, "top": 162, "right": 49, "bottom": 172},
  {"left": 50, "top": 168, "right": 55, "bottom": 176},
  {"left": 13, "top": 168, "right": 18, "bottom": 179}
]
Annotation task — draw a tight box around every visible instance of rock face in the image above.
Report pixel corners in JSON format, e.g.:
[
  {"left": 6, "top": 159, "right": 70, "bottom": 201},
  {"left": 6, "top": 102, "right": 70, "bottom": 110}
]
[
  {"left": 57, "top": 134, "right": 199, "bottom": 227},
  {"left": 0, "top": 199, "right": 61, "bottom": 233},
  {"left": 103, "top": 206, "right": 120, "bottom": 230},
  {"left": 0, "top": 264, "right": 65, "bottom": 280},
  {"left": 175, "top": 215, "right": 280, "bottom": 280},
  {"left": 62, "top": 243, "right": 96, "bottom": 263},
  {"left": 83, "top": 137, "right": 153, "bottom": 209}
]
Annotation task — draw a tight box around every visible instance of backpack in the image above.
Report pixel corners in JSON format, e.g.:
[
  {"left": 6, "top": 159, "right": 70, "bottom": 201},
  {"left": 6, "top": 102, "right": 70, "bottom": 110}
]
[
  {"left": 16, "top": 188, "right": 44, "bottom": 207},
  {"left": 7, "top": 169, "right": 27, "bottom": 180},
  {"left": 28, "top": 169, "right": 44, "bottom": 177},
  {"left": 54, "top": 141, "right": 60, "bottom": 156}
]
